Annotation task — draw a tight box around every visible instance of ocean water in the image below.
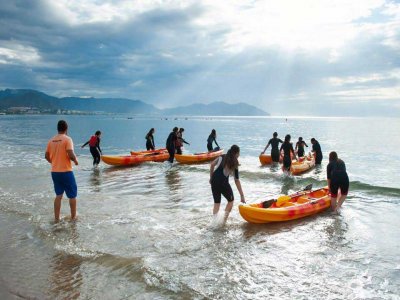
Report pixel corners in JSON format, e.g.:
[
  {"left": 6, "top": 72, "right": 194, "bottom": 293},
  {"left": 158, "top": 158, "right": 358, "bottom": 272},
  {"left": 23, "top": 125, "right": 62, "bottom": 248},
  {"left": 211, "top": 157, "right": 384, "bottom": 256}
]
[{"left": 0, "top": 114, "right": 399, "bottom": 299}]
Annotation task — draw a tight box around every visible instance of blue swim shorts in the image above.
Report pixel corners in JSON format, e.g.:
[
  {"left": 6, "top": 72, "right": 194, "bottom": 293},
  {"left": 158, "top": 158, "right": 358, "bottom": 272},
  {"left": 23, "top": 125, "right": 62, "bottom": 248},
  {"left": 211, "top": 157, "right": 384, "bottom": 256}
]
[{"left": 51, "top": 171, "right": 77, "bottom": 199}]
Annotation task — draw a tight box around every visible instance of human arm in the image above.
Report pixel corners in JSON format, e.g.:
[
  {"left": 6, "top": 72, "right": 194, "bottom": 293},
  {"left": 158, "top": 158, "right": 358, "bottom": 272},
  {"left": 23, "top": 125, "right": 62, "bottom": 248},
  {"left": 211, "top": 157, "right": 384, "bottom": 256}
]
[
  {"left": 67, "top": 150, "right": 78, "bottom": 165},
  {"left": 45, "top": 151, "right": 51, "bottom": 163},
  {"left": 209, "top": 157, "right": 219, "bottom": 183},
  {"left": 214, "top": 138, "right": 219, "bottom": 148},
  {"left": 261, "top": 140, "right": 271, "bottom": 154},
  {"left": 181, "top": 137, "right": 190, "bottom": 145},
  {"left": 234, "top": 178, "right": 245, "bottom": 203},
  {"left": 81, "top": 141, "right": 89, "bottom": 148},
  {"left": 304, "top": 142, "right": 308, "bottom": 147}
]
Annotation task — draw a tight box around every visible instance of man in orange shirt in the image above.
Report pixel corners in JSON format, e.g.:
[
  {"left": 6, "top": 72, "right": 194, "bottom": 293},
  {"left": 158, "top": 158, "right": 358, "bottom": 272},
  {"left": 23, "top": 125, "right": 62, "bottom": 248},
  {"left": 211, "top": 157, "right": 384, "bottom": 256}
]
[{"left": 45, "top": 120, "right": 79, "bottom": 222}]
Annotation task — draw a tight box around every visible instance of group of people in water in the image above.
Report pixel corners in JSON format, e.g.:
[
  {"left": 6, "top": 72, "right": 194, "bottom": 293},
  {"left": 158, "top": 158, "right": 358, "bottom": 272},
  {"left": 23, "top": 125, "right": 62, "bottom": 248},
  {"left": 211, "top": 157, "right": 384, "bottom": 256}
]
[
  {"left": 45, "top": 120, "right": 349, "bottom": 223},
  {"left": 261, "top": 132, "right": 323, "bottom": 172}
]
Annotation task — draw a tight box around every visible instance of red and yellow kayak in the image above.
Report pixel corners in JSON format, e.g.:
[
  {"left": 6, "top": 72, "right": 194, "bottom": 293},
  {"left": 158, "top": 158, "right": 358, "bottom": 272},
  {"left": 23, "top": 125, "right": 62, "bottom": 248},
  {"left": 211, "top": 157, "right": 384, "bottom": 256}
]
[
  {"left": 130, "top": 148, "right": 167, "bottom": 155},
  {"left": 102, "top": 152, "right": 169, "bottom": 166},
  {"left": 175, "top": 149, "right": 224, "bottom": 164},
  {"left": 239, "top": 187, "right": 330, "bottom": 223},
  {"left": 290, "top": 154, "right": 315, "bottom": 175}
]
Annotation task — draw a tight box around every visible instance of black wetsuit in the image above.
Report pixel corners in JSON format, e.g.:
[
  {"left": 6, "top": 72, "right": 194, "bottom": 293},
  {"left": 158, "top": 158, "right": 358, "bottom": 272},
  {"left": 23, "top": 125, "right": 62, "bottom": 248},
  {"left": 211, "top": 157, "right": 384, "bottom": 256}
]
[
  {"left": 327, "top": 159, "right": 349, "bottom": 197},
  {"left": 166, "top": 132, "right": 177, "bottom": 163},
  {"left": 296, "top": 141, "right": 308, "bottom": 157},
  {"left": 207, "top": 134, "right": 219, "bottom": 152},
  {"left": 312, "top": 141, "right": 323, "bottom": 164},
  {"left": 83, "top": 136, "right": 102, "bottom": 166},
  {"left": 145, "top": 133, "right": 155, "bottom": 151},
  {"left": 268, "top": 137, "right": 283, "bottom": 162},
  {"left": 211, "top": 155, "right": 239, "bottom": 203},
  {"left": 280, "top": 141, "right": 295, "bottom": 171}
]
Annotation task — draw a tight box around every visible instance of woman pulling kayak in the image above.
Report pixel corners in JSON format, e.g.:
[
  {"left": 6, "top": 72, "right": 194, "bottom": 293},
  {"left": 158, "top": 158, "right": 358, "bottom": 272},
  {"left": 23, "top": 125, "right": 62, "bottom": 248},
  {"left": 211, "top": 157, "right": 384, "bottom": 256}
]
[
  {"left": 166, "top": 127, "right": 178, "bottom": 163},
  {"left": 261, "top": 132, "right": 283, "bottom": 163},
  {"left": 210, "top": 145, "right": 245, "bottom": 223},
  {"left": 82, "top": 130, "right": 102, "bottom": 167},
  {"left": 176, "top": 128, "right": 190, "bottom": 155},
  {"left": 280, "top": 134, "right": 297, "bottom": 173}
]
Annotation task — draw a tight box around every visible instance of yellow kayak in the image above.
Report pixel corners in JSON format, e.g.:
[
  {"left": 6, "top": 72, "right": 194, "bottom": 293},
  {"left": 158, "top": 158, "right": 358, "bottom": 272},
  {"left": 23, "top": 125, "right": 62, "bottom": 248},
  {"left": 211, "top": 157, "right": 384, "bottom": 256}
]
[
  {"left": 102, "top": 152, "right": 169, "bottom": 166},
  {"left": 175, "top": 149, "right": 223, "bottom": 164},
  {"left": 239, "top": 187, "right": 330, "bottom": 223},
  {"left": 130, "top": 148, "right": 167, "bottom": 155},
  {"left": 290, "top": 154, "right": 315, "bottom": 175}
]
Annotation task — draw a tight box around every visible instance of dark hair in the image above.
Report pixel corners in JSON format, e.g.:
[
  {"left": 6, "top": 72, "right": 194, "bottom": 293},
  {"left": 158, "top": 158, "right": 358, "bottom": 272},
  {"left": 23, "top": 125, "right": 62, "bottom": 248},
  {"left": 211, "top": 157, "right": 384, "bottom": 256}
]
[
  {"left": 57, "top": 120, "right": 68, "bottom": 132},
  {"left": 311, "top": 138, "right": 316, "bottom": 142},
  {"left": 298, "top": 137, "right": 303, "bottom": 141},
  {"left": 179, "top": 128, "right": 184, "bottom": 132},
  {"left": 95, "top": 130, "right": 101, "bottom": 136},
  {"left": 147, "top": 128, "right": 154, "bottom": 135},
  {"left": 273, "top": 132, "right": 278, "bottom": 137},
  {"left": 211, "top": 129, "right": 216, "bottom": 136},
  {"left": 173, "top": 127, "right": 178, "bottom": 132},
  {"left": 284, "top": 134, "right": 291, "bottom": 142},
  {"left": 329, "top": 151, "right": 338, "bottom": 162},
  {"left": 223, "top": 145, "right": 240, "bottom": 170}
]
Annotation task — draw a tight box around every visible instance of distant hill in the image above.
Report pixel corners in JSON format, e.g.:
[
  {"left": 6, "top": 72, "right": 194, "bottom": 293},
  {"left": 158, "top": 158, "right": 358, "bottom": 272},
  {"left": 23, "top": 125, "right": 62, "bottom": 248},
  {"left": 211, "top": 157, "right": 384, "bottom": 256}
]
[
  {"left": 0, "top": 89, "right": 269, "bottom": 116},
  {"left": 162, "top": 101, "right": 269, "bottom": 116}
]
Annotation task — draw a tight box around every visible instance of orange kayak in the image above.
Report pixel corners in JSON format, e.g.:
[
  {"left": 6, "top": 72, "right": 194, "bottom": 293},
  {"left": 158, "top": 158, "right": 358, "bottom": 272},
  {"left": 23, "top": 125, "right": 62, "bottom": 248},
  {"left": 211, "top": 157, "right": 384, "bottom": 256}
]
[
  {"left": 175, "top": 149, "right": 224, "bottom": 164},
  {"left": 259, "top": 154, "right": 272, "bottom": 165},
  {"left": 102, "top": 152, "right": 169, "bottom": 166},
  {"left": 130, "top": 148, "right": 167, "bottom": 155},
  {"left": 290, "top": 154, "right": 315, "bottom": 175},
  {"left": 239, "top": 187, "right": 330, "bottom": 223}
]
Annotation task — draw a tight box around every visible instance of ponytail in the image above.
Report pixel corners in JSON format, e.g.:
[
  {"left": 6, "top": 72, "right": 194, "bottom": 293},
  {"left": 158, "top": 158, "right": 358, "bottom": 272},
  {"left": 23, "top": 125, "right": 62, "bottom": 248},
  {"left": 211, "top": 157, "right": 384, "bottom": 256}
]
[{"left": 223, "top": 145, "right": 240, "bottom": 170}]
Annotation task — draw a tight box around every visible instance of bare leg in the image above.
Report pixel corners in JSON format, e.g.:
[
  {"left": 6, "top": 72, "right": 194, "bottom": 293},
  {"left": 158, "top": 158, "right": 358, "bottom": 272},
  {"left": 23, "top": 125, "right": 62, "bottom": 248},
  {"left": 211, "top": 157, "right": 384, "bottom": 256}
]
[
  {"left": 223, "top": 201, "right": 234, "bottom": 223},
  {"left": 330, "top": 196, "right": 337, "bottom": 212},
  {"left": 54, "top": 195, "right": 63, "bottom": 222},
  {"left": 213, "top": 203, "right": 220, "bottom": 215},
  {"left": 69, "top": 198, "right": 77, "bottom": 220},
  {"left": 336, "top": 195, "right": 347, "bottom": 211}
]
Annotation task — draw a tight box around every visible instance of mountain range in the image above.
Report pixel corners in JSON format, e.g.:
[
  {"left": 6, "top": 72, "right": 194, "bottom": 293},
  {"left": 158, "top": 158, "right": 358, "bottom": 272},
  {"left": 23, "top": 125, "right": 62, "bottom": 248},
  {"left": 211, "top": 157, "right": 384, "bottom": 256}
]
[{"left": 0, "top": 89, "right": 269, "bottom": 116}]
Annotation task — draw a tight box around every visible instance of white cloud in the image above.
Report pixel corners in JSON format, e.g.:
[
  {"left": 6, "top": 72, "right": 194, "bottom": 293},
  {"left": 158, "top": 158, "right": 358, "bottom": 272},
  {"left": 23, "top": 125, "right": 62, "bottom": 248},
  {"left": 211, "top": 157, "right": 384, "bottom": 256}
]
[{"left": 0, "top": 43, "right": 41, "bottom": 65}]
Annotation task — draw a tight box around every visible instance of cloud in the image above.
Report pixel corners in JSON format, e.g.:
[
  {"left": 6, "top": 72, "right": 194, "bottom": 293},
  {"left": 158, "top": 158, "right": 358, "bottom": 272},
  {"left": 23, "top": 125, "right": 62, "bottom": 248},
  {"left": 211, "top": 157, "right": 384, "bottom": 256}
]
[{"left": 0, "top": 0, "right": 399, "bottom": 116}]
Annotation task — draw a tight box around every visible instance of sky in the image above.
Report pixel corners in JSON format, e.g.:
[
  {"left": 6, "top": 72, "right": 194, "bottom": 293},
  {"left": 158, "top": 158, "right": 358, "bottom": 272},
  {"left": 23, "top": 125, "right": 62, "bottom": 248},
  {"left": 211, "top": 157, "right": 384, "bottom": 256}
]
[{"left": 0, "top": 0, "right": 399, "bottom": 116}]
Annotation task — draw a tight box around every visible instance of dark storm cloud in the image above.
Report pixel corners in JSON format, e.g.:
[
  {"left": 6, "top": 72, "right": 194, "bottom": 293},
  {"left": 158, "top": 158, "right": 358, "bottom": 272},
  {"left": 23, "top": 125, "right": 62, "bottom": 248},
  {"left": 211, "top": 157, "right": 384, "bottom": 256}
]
[{"left": 0, "top": 0, "right": 399, "bottom": 116}]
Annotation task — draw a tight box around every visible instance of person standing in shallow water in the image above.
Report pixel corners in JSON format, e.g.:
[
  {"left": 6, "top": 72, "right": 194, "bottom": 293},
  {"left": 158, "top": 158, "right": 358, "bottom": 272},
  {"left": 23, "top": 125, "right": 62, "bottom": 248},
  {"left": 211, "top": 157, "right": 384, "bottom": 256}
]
[
  {"left": 176, "top": 128, "right": 190, "bottom": 155},
  {"left": 295, "top": 137, "right": 308, "bottom": 158},
  {"left": 166, "top": 127, "right": 178, "bottom": 163},
  {"left": 327, "top": 151, "right": 349, "bottom": 213},
  {"left": 210, "top": 145, "right": 245, "bottom": 223},
  {"left": 311, "top": 138, "right": 323, "bottom": 164},
  {"left": 261, "top": 132, "right": 283, "bottom": 163},
  {"left": 81, "top": 130, "right": 102, "bottom": 166},
  {"left": 207, "top": 129, "right": 220, "bottom": 152},
  {"left": 280, "top": 134, "right": 297, "bottom": 172},
  {"left": 145, "top": 128, "right": 155, "bottom": 151},
  {"left": 45, "top": 120, "right": 79, "bottom": 222}
]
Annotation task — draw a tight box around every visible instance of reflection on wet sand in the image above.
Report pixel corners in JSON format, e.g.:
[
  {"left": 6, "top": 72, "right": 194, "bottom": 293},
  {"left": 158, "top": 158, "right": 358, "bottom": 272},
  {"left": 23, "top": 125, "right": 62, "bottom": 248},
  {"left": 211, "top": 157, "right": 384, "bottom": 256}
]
[
  {"left": 90, "top": 168, "right": 102, "bottom": 192},
  {"left": 49, "top": 223, "right": 82, "bottom": 299},
  {"left": 165, "top": 168, "right": 182, "bottom": 202}
]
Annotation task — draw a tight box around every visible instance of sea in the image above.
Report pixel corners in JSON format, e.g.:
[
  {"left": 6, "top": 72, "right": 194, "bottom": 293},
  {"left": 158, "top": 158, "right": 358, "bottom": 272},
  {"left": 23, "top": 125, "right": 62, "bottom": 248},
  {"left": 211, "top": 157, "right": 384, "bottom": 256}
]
[{"left": 0, "top": 114, "right": 399, "bottom": 299}]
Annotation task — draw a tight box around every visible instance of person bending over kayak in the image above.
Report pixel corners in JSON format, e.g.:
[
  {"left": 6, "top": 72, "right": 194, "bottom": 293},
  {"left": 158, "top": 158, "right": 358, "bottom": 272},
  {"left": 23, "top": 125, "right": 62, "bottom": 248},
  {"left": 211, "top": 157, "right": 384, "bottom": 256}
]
[
  {"left": 261, "top": 132, "right": 283, "bottom": 162},
  {"left": 327, "top": 151, "right": 349, "bottom": 213},
  {"left": 207, "top": 129, "right": 220, "bottom": 152},
  {"left": 280, "top": 134, "right": 297, "bottom": 172},
  {"left": 166, "top": 127, "right": 178, "bottom": 163},
  {"left": 210, "top": 145, "right": 245, "bottom": 223},
  {"left": 311, "top": 138, "right": 323, "bottom": 164},
  {"left": 176, "top": 128, "right": 190, "bottom": 155},
  {"left": 82, "top": 130, "right": 102, "bottom": 166},
  {"left": 295, "top": 137, "right": 308, "bottom": 157},
  {"left": 145, "top": 128, "right": 155, "bottom": 151}
]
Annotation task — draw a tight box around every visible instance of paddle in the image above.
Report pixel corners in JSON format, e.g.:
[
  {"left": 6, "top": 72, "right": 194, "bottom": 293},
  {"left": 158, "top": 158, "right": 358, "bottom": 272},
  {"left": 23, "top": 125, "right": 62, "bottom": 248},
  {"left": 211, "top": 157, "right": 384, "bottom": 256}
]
[{"left": 260, "top": 184, "right": 313, "bottom": 208}]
